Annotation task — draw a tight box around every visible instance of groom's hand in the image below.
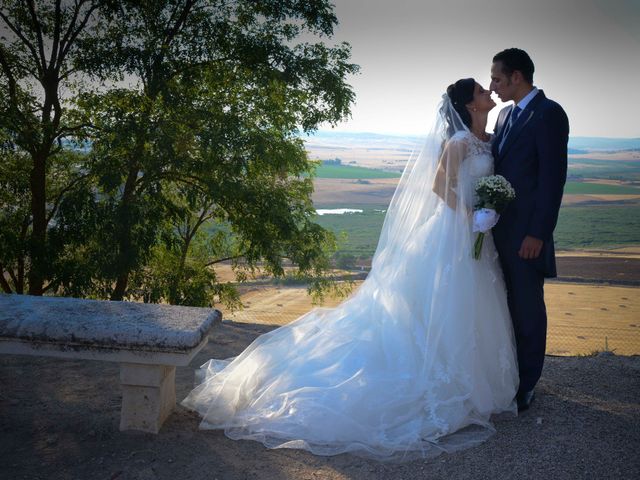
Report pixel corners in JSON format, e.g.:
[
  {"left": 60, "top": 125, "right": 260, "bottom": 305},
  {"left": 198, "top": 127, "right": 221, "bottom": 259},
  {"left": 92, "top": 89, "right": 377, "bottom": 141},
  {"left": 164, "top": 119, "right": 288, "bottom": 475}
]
[{"left": 519, "top": 236, "right": 544, "bottom": 259}]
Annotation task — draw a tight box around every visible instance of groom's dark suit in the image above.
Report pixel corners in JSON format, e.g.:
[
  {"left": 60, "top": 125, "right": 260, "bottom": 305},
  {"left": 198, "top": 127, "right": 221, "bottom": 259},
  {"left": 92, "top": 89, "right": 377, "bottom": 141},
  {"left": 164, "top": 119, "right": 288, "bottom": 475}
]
[{"left": 492, "top": 89, "right": 569, "bottom": 395}]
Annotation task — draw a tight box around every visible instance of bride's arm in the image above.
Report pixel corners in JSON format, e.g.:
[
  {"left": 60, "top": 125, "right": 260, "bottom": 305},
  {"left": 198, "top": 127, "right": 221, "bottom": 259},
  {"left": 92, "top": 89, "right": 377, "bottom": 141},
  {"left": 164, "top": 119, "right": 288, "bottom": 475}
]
[{"left": 432, "top": 137, "right": 467, "bottom": 210}]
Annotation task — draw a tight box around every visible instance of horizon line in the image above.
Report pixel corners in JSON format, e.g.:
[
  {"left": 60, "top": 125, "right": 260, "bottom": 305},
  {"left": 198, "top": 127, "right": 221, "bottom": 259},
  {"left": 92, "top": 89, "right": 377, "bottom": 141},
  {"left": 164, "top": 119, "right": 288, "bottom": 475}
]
[{"left": 307, "top": 129, "right": 640, "bottom": 140}]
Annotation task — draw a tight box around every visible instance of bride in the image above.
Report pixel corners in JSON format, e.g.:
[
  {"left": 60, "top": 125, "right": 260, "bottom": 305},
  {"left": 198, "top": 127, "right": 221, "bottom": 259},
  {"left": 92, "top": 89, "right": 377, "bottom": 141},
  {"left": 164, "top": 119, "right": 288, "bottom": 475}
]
[{"left": 181, "top": 78, "right": 519, "bottom": 461}]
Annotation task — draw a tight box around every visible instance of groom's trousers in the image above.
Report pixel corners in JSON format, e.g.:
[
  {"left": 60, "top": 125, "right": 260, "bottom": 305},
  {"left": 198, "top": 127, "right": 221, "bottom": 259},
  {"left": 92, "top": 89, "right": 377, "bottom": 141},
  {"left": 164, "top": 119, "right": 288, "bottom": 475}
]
[{"left": 497, "top": 248, "right": 547, "bottom": 394}]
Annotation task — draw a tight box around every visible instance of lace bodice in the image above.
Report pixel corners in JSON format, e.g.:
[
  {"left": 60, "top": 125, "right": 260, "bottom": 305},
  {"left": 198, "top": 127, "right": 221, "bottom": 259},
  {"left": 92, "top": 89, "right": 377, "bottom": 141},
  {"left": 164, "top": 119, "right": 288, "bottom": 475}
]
[
  {"left": 454, "top": 131, "right": 494, "bottom": 207},
  {"left": 432, "top": 131, "right": 495, "bottom": 211}
]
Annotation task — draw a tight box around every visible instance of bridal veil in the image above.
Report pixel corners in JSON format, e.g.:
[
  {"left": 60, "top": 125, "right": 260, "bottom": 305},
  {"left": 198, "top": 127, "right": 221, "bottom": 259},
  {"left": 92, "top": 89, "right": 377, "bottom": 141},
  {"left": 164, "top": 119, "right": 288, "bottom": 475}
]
[{"left": 181, "top": 94, "right": 518, "bottom": 461}]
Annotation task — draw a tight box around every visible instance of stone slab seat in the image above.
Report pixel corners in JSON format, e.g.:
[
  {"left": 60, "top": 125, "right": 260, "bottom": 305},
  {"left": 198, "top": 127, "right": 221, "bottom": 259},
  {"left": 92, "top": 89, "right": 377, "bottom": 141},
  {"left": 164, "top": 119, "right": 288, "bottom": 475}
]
[{"left": 0, "top": 294, "right": 221, "bottom": 434}]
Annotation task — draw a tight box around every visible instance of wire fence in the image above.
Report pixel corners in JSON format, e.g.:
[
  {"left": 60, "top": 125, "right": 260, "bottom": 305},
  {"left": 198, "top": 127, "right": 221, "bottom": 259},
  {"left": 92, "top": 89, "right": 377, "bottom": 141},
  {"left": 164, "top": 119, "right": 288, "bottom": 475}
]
[
  {"left": 221, "top": 282, "right": 640, "bottom": 357},
  {"left": 546, "top": 322, "right": 639, "bottom": 356},
  {"left": 545, "top": 281, "right": 638, "bottom": 356}
]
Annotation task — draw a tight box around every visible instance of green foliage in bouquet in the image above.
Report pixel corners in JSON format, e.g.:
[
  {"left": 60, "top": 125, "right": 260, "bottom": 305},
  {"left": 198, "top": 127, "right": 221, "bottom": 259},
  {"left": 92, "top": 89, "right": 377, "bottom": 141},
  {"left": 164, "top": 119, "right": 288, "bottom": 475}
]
[
  {"left": 474, "top": 175, "right": 516, "bottom": 212},
  {"left": 473, "top": 175, "right": 516, "bottom": 260}
]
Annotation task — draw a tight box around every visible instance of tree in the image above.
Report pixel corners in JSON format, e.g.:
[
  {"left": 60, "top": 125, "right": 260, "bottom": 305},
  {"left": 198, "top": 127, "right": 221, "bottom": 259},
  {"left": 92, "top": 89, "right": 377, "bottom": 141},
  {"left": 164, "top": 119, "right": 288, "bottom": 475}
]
[
  {"left": 0, "top": 0, "right": 104, "bottom": 294},
  {"left": 72, "top": 0, "right": 358, "bottom": 304},
  {"left": 1, "top": 1, "right": 358, "bottom": 306}
]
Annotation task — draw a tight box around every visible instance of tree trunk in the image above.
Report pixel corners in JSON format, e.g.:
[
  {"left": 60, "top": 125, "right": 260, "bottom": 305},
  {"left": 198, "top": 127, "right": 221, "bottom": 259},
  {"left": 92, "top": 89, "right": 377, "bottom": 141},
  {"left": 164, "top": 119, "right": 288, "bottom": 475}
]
[
  {"left": 17, "top": 218, "right": 28, "bottom": 294},
  {"left": 110, "top": 165, "right": 140, "bottom": 301},
  {"left": 0, "top": 263, "right": 13, "bottom": 294},
  {"left": 168, "top": 233, "right": 193, "bottom": 305},
  {"left": 28, "top": 68, "right": 59, "bottom": 296},
  {"left": 111, "top": 273, "right": 129, "bottom": 301},
  {"left": 28, "top": 151, "right": 47, "bottom": 295}
]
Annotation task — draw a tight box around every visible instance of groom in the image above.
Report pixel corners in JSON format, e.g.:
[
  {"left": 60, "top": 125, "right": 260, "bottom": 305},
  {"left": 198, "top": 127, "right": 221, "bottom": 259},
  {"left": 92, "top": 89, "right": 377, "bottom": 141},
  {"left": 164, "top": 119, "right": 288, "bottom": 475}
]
[{"left": 489, "top": 48, "right": 569, "bottom": 411}]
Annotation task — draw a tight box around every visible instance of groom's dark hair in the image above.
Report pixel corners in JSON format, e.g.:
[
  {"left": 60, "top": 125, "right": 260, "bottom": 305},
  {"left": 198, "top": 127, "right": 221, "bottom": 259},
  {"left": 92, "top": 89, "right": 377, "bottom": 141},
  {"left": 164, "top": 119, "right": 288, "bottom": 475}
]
[{"left": 493, "top": 48, "right": 534, "bottom": 84}]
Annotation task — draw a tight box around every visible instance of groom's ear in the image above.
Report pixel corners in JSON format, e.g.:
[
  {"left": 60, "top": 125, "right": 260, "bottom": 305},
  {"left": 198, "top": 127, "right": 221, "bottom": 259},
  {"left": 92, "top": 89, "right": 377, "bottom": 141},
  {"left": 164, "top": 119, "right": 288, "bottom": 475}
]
[{"left": 511, "top": 70, "right": 525, "bottom": 85}]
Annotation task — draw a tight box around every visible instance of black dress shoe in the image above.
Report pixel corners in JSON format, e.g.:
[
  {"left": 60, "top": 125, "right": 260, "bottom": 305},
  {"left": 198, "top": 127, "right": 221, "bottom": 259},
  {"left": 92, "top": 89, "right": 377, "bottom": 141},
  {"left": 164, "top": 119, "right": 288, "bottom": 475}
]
[{"left": 517, "top": 390, "right": 535, "bottom": 412}]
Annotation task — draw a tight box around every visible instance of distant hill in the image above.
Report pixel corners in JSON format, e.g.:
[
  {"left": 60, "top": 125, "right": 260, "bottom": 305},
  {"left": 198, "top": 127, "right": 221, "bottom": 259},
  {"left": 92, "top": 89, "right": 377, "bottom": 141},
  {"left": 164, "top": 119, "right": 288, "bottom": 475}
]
[
  {"left": 568, "top": 148, "right": 589, "bottom": 155},
  {"left": 302, "top": 131, "right": 425, "bottom": 143},
  {"left": 568, "top": 137, "right": 640, "bottom": 151},
  {"left": 305, "top": 132, "right": 640, "bottom": 153}
]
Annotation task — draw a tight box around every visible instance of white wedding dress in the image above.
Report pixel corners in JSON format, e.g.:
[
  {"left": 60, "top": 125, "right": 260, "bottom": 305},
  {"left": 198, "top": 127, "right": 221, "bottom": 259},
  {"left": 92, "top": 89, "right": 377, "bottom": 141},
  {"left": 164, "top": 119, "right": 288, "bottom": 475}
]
[{"left": 182, "top": 101, "right": 519, "bottom": 461}]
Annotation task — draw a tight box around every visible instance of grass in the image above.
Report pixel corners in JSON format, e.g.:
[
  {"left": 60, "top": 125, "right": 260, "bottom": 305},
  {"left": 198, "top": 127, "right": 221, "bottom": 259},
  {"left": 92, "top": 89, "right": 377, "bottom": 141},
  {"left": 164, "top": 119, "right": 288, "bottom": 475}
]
[
  {"left": 554, "top": 204, "right": 640, "bottom": 249},
  {"left": 314, "top": 164, "right": 401, "bottom": 179},
  {"left": 563, "top": 182, "right": 640, "bottom": 195},
  {"left": 313, "top": 161, "right": 640, "bottom": 183},
  {"left": 314, "top": 204, "right": 640, "bottom": 258},
  {"left": 313, "top": 207, "right": 387, "bottom": 257},
  {"left": 568, "top": 158, "right": 640, "bottom": 181}
]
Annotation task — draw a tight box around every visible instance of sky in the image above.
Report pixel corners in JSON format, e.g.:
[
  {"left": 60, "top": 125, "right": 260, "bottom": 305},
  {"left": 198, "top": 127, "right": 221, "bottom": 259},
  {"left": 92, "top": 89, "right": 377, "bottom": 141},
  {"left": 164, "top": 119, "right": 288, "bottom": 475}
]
[{"left": 321, "top": 0, "right": 640, "bottom": 138}]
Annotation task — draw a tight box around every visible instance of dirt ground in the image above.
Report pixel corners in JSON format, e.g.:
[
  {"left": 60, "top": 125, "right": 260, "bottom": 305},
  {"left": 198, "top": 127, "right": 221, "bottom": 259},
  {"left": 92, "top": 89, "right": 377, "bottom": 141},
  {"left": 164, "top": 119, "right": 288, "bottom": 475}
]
[
  {"left": 2, "top": 250, "right": 638, "bottom": 479},
  {"left": 554, "top": 256, "right": 640, "bottom": 285},
  {"left": 1, "top": 321, "right": 639, "bottom": 480}
]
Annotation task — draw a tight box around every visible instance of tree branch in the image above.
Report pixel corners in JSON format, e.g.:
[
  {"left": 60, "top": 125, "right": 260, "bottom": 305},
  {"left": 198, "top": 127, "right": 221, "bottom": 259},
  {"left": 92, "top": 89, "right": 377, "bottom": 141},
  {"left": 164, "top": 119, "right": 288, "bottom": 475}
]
[
  {"left": 162, "top": 0, "right": 197, "bottom": 49},
  {"left": 6, "top": 263, "right": 19, "bottom": 291},
  {"left": 180, "top": 203, "right": 217, "bottom": 245},
  {"left": 169, "top": 56, "right": 232, "bottom": 80},
  {"left": 59, "top": 65, "right": 81, "bottom": 81},
  {"left": 57, "top": 122, "right": 99, "bottom": 136},
  {"left": 57, "top": 0, "right": 85, "bottom": 64},
  {"left": 46, "top": 173, "right": 89, "bottom": 224},
  {"left": 205, "top": 255, "right": 244, "bottom": 267},
  {"left": 0, "top": 9, "right": 43, "bottom": 76},
  {"left": 136, "top": 171, "right": 209, "bottom": 196},
  {"left": 0, "top": 263, "right": 14, "bottom": 294},
  {"left": 59, "top": 1, "right": 98, "bottom": 67},
  {"left": 0, "top": 46, "right": 18, "bottom": 104},
  {"left": 26, "top": 0, "right": 48, "bottom": 70},
  {"left": 50, "top": 0, "right": 62, "bottom": 66}
]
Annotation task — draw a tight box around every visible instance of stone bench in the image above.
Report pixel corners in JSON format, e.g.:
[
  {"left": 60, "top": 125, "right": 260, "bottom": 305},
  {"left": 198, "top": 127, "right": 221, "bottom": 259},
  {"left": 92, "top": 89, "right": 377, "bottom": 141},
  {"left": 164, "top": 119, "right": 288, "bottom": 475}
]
[{"left": 0, "top": 294, "right": 221, "bottom": 433}]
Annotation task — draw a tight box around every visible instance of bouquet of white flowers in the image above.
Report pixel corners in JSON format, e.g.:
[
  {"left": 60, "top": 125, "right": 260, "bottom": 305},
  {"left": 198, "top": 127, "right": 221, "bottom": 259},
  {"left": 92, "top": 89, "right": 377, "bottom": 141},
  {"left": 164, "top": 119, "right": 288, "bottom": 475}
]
[{"left": 472, "top": 175, "right": 516, "bottom": 259}]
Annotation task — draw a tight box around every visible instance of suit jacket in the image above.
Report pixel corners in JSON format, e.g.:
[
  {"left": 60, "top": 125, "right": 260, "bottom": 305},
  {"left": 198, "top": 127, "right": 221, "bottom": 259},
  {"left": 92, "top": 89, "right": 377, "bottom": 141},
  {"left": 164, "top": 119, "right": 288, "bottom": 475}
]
[{"left": 492, "top": 90, "right": 569, "bottom": 278}]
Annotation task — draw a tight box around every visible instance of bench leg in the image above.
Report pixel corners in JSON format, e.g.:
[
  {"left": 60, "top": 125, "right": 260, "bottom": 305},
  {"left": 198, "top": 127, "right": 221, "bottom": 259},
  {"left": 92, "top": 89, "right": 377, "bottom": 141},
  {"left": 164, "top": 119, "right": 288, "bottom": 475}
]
[{"left": 119, "top": 363, "right": 176, "bottom": 433}]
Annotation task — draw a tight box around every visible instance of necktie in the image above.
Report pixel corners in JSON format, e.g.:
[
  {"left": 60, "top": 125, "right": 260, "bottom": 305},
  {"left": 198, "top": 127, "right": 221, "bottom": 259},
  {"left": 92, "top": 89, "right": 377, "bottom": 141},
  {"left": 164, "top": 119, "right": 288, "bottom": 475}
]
[
  {"left": 510, "top": 105, "right": 522, "bottom": 124},
  {"left": 499, "top": 106, "right": 522, "bottom": 152}
]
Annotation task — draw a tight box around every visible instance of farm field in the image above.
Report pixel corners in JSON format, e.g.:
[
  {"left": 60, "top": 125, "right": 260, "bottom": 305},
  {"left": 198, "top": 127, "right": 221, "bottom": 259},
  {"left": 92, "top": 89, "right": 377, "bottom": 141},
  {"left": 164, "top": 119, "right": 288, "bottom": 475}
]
[
  {"left": 212, "top": 134, "right": 640, "bottom": 358},
  {"left": 563, "top": 181, "right": 640, "bottom": 195},
  {"left": 556, "top": 245, "right": 640, "bottom": 257},
  {"left": 312, "top": 177, "right": 399, "bottom": 206},
  {"left": 544, "top": 283, "right": 639, "bottom": 355},
  {"left": 215, "top": 279, "right": 639, "bottom": 357},
  {"left": 304, "top": 131, "right": 422, "bottom": 172},
  {"left": 314, "top": 164, "right": 401, "bottom": 179},
  {"left": 312, "top": 204, "right": 640, "bottom": 258}
]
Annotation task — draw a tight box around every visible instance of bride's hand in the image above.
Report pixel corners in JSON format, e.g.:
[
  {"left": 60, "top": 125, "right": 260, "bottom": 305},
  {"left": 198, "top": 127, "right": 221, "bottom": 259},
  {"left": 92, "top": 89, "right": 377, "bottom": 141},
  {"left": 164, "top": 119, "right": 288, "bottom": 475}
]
[{"left": 472, "top": 208, "right": 500, "bottom": 233}]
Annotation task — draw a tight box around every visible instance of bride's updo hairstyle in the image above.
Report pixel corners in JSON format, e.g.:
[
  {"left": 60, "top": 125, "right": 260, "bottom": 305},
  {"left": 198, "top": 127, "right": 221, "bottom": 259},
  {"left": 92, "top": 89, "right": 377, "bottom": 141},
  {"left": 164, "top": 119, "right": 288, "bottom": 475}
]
[{"left": 445, "top": 78, "right": 475, "bottom": 134}]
